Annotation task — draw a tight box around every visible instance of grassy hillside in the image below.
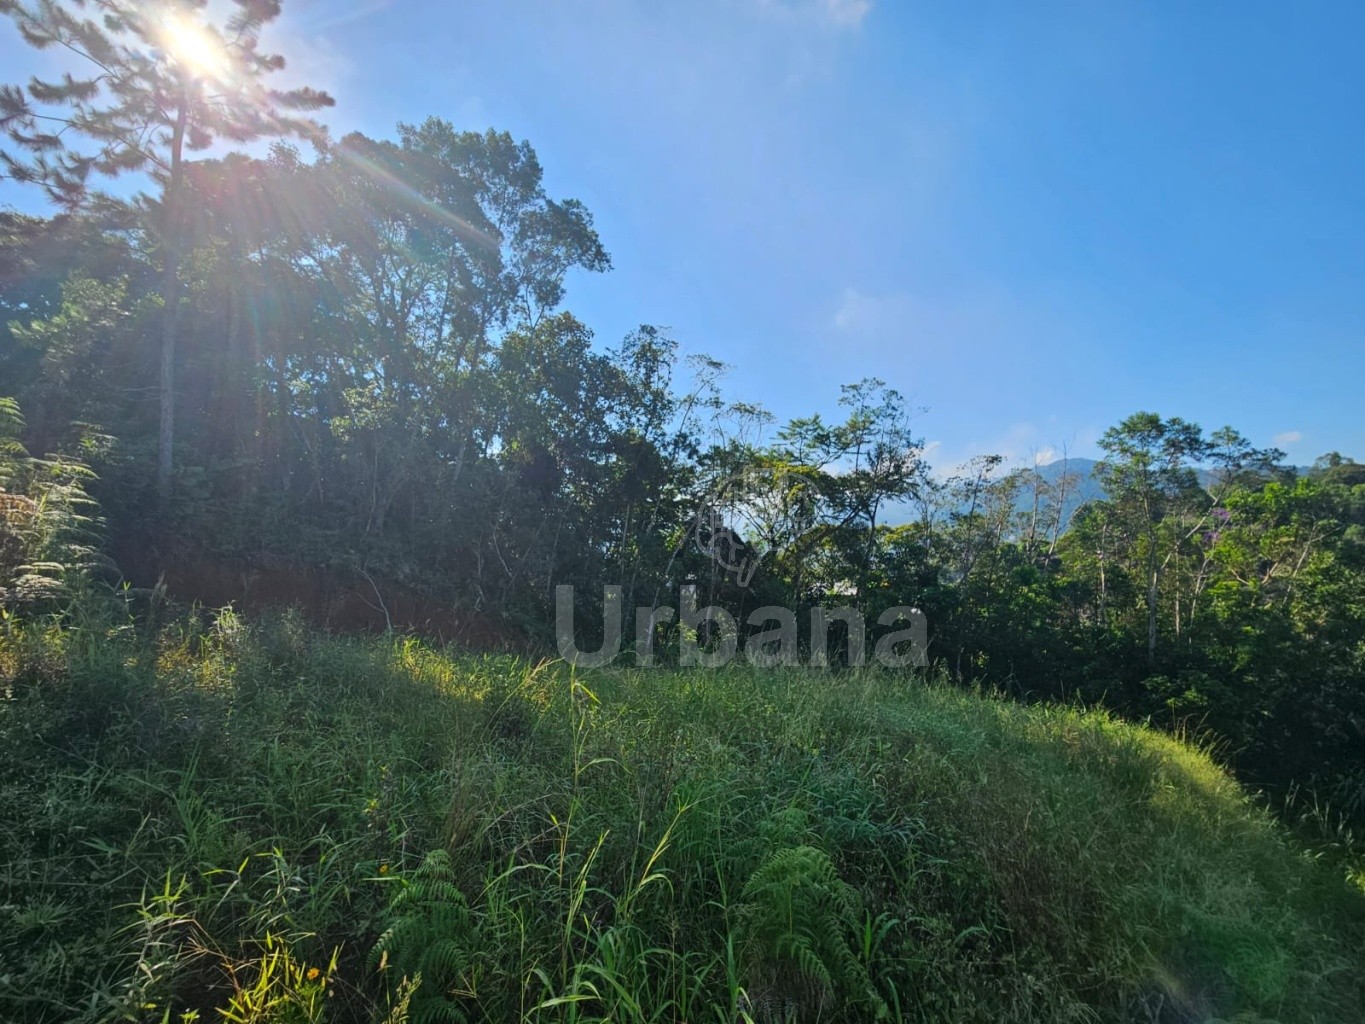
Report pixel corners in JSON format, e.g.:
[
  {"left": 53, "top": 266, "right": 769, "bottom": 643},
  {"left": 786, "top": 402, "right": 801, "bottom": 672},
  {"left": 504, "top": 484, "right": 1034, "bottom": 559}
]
[{"left": 1, "top": 605, "right": 1362, "bottom": 1023}]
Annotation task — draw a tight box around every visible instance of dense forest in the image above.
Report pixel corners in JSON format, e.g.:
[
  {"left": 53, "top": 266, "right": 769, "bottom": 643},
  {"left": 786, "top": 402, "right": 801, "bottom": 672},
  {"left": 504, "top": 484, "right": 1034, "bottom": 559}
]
[
  {"left": 3, "top": 117, "right": 1363, "bottom": 824},
  {"left": 1, "top": 3, "right": 1363, "bottom": 1021}
]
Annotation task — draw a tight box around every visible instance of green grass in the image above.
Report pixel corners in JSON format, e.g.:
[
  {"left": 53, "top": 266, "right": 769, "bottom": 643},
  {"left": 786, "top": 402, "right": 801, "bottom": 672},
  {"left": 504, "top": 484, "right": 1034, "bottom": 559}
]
[{"left": 1, "top": 603, "right": 1362, "bottom": 1023}]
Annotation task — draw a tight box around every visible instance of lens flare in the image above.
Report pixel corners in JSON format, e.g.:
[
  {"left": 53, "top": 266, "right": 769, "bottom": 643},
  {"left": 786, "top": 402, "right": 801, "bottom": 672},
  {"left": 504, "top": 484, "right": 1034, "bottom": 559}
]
[{"left": 161, "top": 15, "right": 230, "bottom": 79}]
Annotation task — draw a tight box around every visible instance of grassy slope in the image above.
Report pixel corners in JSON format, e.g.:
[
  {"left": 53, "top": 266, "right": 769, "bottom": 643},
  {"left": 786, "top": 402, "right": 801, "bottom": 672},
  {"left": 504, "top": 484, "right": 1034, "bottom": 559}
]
[{"left": 1, "top": 606, "right": 1362, "bottom": 1023}]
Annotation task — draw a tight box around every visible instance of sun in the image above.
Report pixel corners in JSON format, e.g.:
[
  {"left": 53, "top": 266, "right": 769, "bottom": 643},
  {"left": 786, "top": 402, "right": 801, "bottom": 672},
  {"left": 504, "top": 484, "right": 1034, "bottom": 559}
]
[{"left": 161, "top": 15, "right": 230, "bottom": 79}]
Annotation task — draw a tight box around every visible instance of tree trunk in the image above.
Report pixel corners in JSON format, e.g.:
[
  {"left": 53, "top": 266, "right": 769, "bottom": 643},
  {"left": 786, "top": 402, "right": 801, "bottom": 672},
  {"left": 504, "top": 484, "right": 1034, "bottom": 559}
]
[
  {"left": 1147, "top": 567, "right": 1159, "bottom": 668},
  {"left": 1096, "top": 519, "right": 1109, "bottom": 626},
  {"left": 157, "top": 245, "right": 179, "bottom": 499},
  {"left": 156, "top": 104, "right": 188, "bottom": 501}
]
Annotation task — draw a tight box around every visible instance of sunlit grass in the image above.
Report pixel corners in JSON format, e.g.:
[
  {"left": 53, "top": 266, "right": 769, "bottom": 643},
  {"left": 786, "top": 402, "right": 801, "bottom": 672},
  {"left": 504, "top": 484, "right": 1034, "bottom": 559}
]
[{"left": 1, "top": 604, "right": 1361, "bottom": 1022}]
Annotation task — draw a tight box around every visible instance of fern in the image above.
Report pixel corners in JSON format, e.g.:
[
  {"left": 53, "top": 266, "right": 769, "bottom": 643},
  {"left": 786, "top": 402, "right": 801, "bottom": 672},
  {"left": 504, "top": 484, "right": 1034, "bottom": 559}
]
[
  {"left": 370, "top": 850, "right": 480, "bottom": 1024},
  {"left": 0, "top": 396, "right": 27, "bottom": 490},
  {"left": 738, "top": 823, "right": 886, "bottom": 1019},
  {"left": 0, "top": 397, "right": 107, "bottom": 607}
]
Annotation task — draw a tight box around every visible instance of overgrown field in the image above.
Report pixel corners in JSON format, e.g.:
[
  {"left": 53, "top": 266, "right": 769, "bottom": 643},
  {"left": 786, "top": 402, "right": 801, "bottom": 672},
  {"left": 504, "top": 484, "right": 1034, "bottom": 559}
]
[{"left": 2, "top": 604, "right": 1362, "bottom": 1023}]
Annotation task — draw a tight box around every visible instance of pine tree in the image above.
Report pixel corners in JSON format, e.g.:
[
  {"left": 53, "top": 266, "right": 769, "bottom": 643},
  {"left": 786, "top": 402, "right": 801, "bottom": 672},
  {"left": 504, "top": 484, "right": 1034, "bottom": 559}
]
[{"left": 0, "top": 0, "right": 333, "bottom": 498}]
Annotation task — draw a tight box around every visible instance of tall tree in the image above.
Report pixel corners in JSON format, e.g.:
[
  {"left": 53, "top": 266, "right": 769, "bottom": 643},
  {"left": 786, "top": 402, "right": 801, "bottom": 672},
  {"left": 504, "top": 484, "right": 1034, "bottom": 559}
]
[
  {"left": 1095, "top": 413, "right": 1210, "bottom": 667},
  {"left": 0, "top": 0, "right": 333, "bottom": 497}
]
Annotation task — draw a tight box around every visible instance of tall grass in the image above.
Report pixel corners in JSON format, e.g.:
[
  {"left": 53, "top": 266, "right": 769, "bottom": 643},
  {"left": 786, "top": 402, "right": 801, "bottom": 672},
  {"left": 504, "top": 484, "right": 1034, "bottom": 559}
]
[{"left": 1, "top": 602, "right": 1361, "bottom": 1022}]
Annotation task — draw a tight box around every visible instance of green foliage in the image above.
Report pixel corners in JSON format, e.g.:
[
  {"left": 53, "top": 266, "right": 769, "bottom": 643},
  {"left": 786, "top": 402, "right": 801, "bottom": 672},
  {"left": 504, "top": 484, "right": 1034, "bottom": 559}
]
[
  {"left": 370, "top": 851, "right": 479, "bottom": 1024},
  {"left": 0, "top": 396, "right": 106, "bottom": 606},
  {"left": 0, "top": 395, "right": 23, "bottom": 468},
  {"left": 0, "top": 607, "right": 1360, "bottom": 1022},
  {"left": 738, "top": 827, "right": 884, "bottom": 1018},
  {"left": 216, "top": 934, "right": 338, "bottom": 1024},
  {"left": 0, "top": 4, "right": 1358, "bottom": 1019},
  {"left": 0, "top": 17, "right": 1361, "bottom": 973}
]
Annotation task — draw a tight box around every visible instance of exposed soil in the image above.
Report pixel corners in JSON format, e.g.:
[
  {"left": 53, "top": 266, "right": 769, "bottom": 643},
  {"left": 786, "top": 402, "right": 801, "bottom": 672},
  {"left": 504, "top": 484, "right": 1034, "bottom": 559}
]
[{"left": 109, "top": 528, "right": 524, "bottom": 650}]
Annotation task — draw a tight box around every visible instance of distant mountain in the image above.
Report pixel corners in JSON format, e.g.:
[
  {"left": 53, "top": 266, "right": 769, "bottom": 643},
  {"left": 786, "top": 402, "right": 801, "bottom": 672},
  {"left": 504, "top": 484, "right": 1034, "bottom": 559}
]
[
  {"left": 1032, "top": 457, "right": 1098, "bottom": 483},
  {"left": 1024, "top": 458, "right": 1314, "bottom": 529},
  {"left": 1008, "top": 458, "right": 1102, "bottom": 532},
  {"left": 1031, "top": 457, "right": 1104, "bottom": 504},
  {"left": 884, "top": 458, "right": 1311, "bottom": 529}
]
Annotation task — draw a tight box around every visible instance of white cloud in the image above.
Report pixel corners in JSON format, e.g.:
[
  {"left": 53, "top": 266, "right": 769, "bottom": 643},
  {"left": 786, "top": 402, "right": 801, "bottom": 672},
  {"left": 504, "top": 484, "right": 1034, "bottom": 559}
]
[
  {"left": 256, "top": 0, "right": 386, "bottom": 108},
  {"left": 821, "top": 283, "right": 1105, "bottom": 482},
  {"left": 820, "top": 0, "right": 872, "bottom": 29},
  {"left": 756, "top": 0, "right": 873, "bottom": 31},
  {"left": 828, "top": 284, "right": 1024, "bottom": 361},
  {"left": 289, "top": 0, "right": 392, "bottom": 34},
  {"left": 1273, "top": 430, "right": 1303, "bottom": 446},
  {"left": 831, "top": 286, "right": 906, "bottom": 333}
]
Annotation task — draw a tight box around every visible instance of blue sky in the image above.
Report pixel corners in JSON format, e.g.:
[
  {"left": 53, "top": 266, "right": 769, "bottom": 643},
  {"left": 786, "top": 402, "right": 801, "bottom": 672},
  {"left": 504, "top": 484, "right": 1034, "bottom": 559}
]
[{"left": 4, "top": 1, "right": 1362, "bottom": 470}]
